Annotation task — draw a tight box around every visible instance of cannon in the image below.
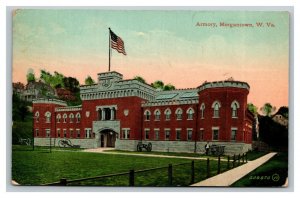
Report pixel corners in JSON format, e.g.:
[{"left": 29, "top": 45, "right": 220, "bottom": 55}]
[
  {"left": 137, "top": 142, "right": 152, "bottom": 152},
  {"left": 209, "top": 145, "right": 225, "bottom": 156},
  {"left": 58, "top": 139, "right": 80, "bottom": 148},
  {"left": 18, "top": 138, "right": 31, "bottom": 146}
]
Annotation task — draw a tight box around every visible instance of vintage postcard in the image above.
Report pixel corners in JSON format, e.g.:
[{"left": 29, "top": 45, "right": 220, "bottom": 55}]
[{"left": 12, "top": 9, "right": 289, "bottom": 187}]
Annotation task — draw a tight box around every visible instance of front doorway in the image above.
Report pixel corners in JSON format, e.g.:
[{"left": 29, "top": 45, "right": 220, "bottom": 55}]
[{"left": 100, "top": 129, "right": 117, "bottom": 147}]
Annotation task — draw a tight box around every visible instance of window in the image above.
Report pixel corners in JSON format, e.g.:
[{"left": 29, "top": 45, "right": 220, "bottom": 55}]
[
  {"left": 175, "top": 108, "right": 183, "bottom": 120},
  {"left": 187, "top": 129, "right": 193, "bottom": 141},
  {"left": 56, "top": 114, "right": 61, "bottom": 123},
  {"left": 69, "top": 113, "right": 74, "bottom": 123},
  {"left": 176, "top": 129, "right": 181, "bottom": 140},
  {"left": 57, "top": 129, "right": 61, "bottom": 138},
  {"left": 76, "top": 113, "right": 81, "bottom": 122},
  {"left": 154, "top": 109, "right": 161, "bottom": 121},
  {"left": 231, "top": 101, "right": 240, "bottom": 118},
  {"left": 144, "top": 110, "right": 151, "bottom": 121},
  {"left": 154, "top": 129, "right": 159, "bottom": 140},
  {"left": 63, "top": 114, "right": 67, "bottom": 123},
  {"left": 165, "top": 129, "right": 170, "bottom": 140},
  {"left": 212, "top": 101, "right": 221, "bottom": 118},
  {"left": 145, "top": 129, "right": 150, "bottom": 140},
  {"left": 35, "top": 129, "right": 39, "bottom": 137},
  {"left": 187, "top": 108, "right": 194, "bottom": 120},
  {"left": 200, "top": 129, "right": 204, "bottom": 141},
  {"left": 70, "top": 129, "right": 74, "bottom": 138},
  {"left": 35, "top": 111, "right": 39, "bottom": 122},
  {"left": 164, "top": 109, "right": 171, "bottom": 120},
  {"left": 45, "top": 111, "right": 51, "bottom": 123},
  {"left": 76, "top": 129, "right": 80, "bottom": 138},
  {"left": 85, "top": 128, "right": 92, "bottom": 138},
  {"left": 200, "top": 103, "right": 205, "bottom": 119},
  {"left": 231, "top": 128, "right": 237, "bottom": 141},
  {"left": 63, "top": 129, "right": 67, "bottom": 138},
  {"left": 122, "top": 128, "right": 130, "bottom": 139},
  {"left": 46, "top": 129, "right": 50, "bottom": 137},
  {"left": 212, "top": 128, "right": 219, "bottom": 141}
]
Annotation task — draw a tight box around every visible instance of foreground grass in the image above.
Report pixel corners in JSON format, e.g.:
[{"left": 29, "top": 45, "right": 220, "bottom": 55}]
[
  {"left": 231, "top": 152, "right": 288, "bottom": 187},
  {"left": 12, "top": 146, "right": 230, "bottom": 186}
]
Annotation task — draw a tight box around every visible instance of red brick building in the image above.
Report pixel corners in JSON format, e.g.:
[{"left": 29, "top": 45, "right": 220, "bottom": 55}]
[{"left": 33, "top": 71, "right": 254, "bottom": 154}]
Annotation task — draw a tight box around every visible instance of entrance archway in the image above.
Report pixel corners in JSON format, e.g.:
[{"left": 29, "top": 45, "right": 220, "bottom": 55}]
[{"left": 99, "top": 129, "right": 117, "bottom": 147}]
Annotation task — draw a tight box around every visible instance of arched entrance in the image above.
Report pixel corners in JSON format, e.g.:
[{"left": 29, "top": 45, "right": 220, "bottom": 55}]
[{"left": 99, "top": 129, "right": 117, "bottom": 147}]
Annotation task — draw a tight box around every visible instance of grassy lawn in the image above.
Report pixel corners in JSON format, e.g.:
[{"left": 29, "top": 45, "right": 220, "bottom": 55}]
[
  {"left": 231, "top": 152, "right": 288, "bottom": 187},
  {"left": 12, "top": 145, "right": 232, "bottom": 186},
  {"left": 246, "top": 150, "right": 269, "bottom": 161}
]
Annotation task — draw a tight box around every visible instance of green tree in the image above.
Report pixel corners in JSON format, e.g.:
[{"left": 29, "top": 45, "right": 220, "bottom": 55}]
[
  {"left": 85, "top": 75, "right": 95, "bottom": 85},
  {"left": 163, "top": 83, "right": 176, "bottom": 91},
  {"left": 12, "top": 93, "right": 29, "bottom": 121},
  {"left": 134, "top": 76, "right": 146, "bottom": 84},
  {"left": 260, "top": 103, "right": 276, "bottom": 117},
  {"left": 63, "top": 77, "right": 80, "bottom": 92},
  {"left": 151, "top": 80, "right": 164, "bottom": 90},
  {"left": 276, "top": 106, "right": 288, "bottom": 118},
  {"left": 26, "top": 72, "right": 35, "bottom": 83},
  {"left": 247, "top": 103, "right": 258, "bottom": 115}
]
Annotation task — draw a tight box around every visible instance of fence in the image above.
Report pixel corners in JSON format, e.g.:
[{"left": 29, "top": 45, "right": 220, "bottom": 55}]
[{"left": 43, "top": 153, "right": 248, "bottom": 187}]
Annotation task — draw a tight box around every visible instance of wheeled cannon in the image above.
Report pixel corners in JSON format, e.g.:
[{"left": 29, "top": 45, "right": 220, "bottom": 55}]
[
  {"left": 58, "top": 139, "right": 80, "bottom": 148},
  {"left": 209, "top": 145, "right": 225, "bottom": 156},
  {"left": 137, "top": 142, "right": 152, "bottom": 152}
]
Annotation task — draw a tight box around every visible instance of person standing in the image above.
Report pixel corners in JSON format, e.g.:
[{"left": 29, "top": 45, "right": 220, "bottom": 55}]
[{"left": 205, "top": 142, "right": 210, "bottom": 155}]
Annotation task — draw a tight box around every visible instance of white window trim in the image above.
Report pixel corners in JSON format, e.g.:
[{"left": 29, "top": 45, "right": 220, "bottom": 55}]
[
  {"left": 144, "top": 128, "right": 150, "bottom": 140},
  {"left": 231, "top": 127, "right": 238, "bottom": 141},
  {"left": 154, "top": 109, "right": 161, "bottom": 121},
  {"left": 84, "top": 128, "right": 92, "bottom": 138},
  {"left": 175, "top": 128, "right": 181, "bottom": 140},
  {"left": 186, "top": 108, "right": 195, "bottom": 120},
  {"left": 144, "top": 110, "right": 151, "bottom": 121},
  {"left": 212, "top": 127, "right": 219, "bottom": 141},
  {"left": 187, "top": 128, "right": 193, "bottom": 141},
  {"left": 122, "top": 128, "right": 131, "bottom": 140}
]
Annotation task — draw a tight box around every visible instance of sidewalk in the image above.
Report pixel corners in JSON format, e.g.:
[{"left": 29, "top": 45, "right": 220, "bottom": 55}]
[
  {"left": 83, "top": 148, "right": 228, "bottom": 161},
  {"left": 191, "top": 152, "right": 277, "bottom": 186}
]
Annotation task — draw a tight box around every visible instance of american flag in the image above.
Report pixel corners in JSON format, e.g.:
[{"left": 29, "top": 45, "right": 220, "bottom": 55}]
[{"left": 110, "top": 29, "right": 126, "bottom": 55}]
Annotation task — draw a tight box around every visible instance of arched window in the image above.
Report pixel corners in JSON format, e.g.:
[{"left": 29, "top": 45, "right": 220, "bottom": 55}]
[
  {"left": 154, "top": 109, "right": 161, "bottom": 121},
  {"left": 76, "top": 113, "right": 81, "bottom": 122},
  {"left": 212, "top": 101, "right": 221, "bottom": 118},
  {"left": 231, "top": 101, "right": 240, "bottom": 118},
  {"left": 164, "top": 108, "right": 171, "bottom": 120},
  {"left": 56, "top": 114, "right": 61, "bottom": 123},
  {"left": 175, "top": 108, "right": 183, "bottom": 120},
  {"left": 200, "top": 103, "right": 205, "bottom": 119},
  {"left": 63, "top": 113, "right": 67, "bottom": 123},
  {"left": 35, "top": 111, "right": 39, "bottom": 122},
  {"left": 69, "top": 113, "right": 74, "bottom": 123},
  {"left": 186, "top": 107, "right": 194, "bottom": 120},
  {"left": 45, "top": 111, "right": 51, "bottom": 123},
  {"left": 144, "top": 110, "right": 151, "bottom": 121}
]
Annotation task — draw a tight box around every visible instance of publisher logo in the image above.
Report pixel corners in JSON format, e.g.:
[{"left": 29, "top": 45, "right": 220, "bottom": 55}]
[{"left": 272, "top": 173, "right": 280, "bottom": 182}]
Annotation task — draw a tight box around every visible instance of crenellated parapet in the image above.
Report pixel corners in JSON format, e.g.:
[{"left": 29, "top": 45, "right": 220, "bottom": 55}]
[
  {"left": 80, "top": 71, "right": 156, "bottom": 101},
  {"left": 198, "top": 81, "right": 250, "bottom": 92}
]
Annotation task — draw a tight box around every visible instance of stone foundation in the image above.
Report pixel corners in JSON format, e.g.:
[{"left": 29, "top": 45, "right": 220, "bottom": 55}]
[
  {"left": 34, "top": 138, "right": 252, "bottom": 155},
  {"left": 34, "top": 138, "right": 97, "bottom": 149},
  {"left": 116, "top": 140, "right": 252, "bottom": 155}
]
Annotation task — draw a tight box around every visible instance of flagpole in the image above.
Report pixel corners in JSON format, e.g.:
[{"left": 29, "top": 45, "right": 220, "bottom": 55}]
[{"left": 108, "top": 28, "right": 111, "bottom": 72}]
